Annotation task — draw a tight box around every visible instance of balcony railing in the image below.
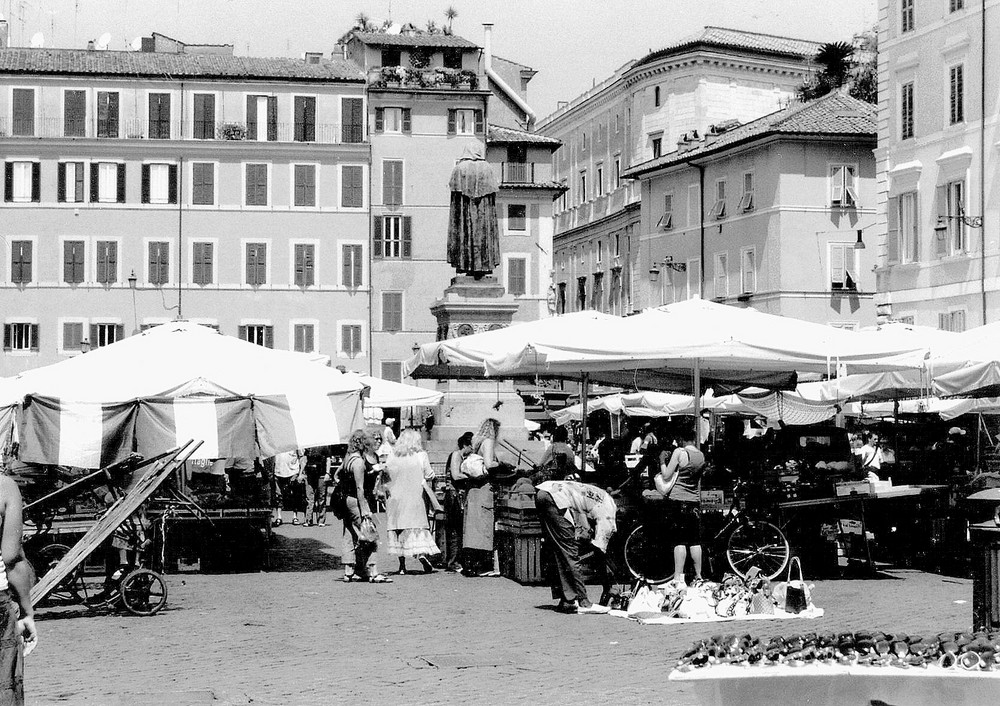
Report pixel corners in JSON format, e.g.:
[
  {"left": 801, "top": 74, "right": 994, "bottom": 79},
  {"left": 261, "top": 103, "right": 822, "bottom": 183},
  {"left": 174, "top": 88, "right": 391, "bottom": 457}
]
[
  {"left": 367, "top": 65, "right": 482, "bottom": 91},
  {"left": 0, "top": 117, "right": 367, "bottom": 144},
  {"left": 500, "top": 162, "right": 536, "bottom": 184}
]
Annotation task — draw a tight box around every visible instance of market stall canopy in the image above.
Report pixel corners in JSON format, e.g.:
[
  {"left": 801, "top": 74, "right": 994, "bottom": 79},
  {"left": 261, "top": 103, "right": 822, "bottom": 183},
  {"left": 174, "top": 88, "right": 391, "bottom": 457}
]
[
  {"left": 8, "top": 322, "right": 366, "bottom": 467},
  {"left": 932, "top": 322, "right": 1000, "bottom": 398},
  {"left": 338, "top": 371, "right": 443, "bottom": 408},
  {"left": 844, "top": 397, "right": 1000, "bottom": 420},
  {"left": 405, "top": 308, "right": 797, "bottom": 391},
  {"left": 485, "top": 299, "right": 929, "bottom": 383},
  {"left": 551, "top": 391, "right": 752, "bottom": 425}
]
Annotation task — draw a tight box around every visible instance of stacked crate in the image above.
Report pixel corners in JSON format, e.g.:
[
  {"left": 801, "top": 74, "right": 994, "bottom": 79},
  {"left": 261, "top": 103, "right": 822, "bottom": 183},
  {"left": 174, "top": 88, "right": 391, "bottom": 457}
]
[{"left": 495, "top": 491, "right": 545, "bottom": 584}]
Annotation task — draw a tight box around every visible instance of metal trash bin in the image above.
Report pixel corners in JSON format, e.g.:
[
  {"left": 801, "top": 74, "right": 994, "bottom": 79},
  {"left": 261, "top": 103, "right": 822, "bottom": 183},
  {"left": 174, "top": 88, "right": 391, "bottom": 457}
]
[{"left": 969, "top": 522, "right": 1000, "bottom": 631}]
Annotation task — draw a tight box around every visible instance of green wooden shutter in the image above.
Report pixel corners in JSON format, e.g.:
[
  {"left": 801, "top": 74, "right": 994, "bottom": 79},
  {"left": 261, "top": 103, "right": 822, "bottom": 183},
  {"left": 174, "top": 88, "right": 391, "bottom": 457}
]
[
  {"left": 935, "top": 186, "right": 948, "bottom": 257},
  {"left": 115, "top": 324, "right": 124, "bottom": 342},
  {"left": 474, "top": 109, "right": 484, "bottom": 134},
  {"left": 402, "top": 216, "right": 412, "bottom": 258},
  {"left": 342, "top": 97, "right": 363, "bottom": 142},
  {"left": 886, "top": 196, "right": 900, "bottom": 264},
  {"left": 30, "top": 324, "right": 39, "bottom": 351},
  {"left": 375, "top": 107, "right": 384, "bottom": 133},
  {"left": 141, "top": 164, "right": 151, "bottom": 203},
  {"left": 373, "top": 216, "right": 384, "bottom": 258},
  {"left": 2, "top": 325, "right": 10, "bottom": 350},
  {"left": 116, "top": 164, "right": 126, "bottom": 203},
  {"left": 3, "top": 163, "right": 12, "bottom": 203},
  {"left": 168, "top": 165, "right": 178, "bottom": 204},
  {"left": 352, "top": 245, "right": 362, "bottom": 287},
  {"left": 267, "top": 96, "right": 278, "bottom": 141},
  {"left": 447, "top": 109, "right": 456, "bottom": 135},
  {"left": 89, "top": 324, "right": 99, "bottom": 346},
  {"left": 238, "top": 325, "right": 248, "bottom": 341},
  {"left": 264, "top": 326, "right": 274, "bottom": 349},
  {"left": 96, "top": 242, "right": 107, "bottom": 283},
  {"left": 31, "top": 163, "right": 40, "bottom": 202},
  {"left": 65, "top": 90, "right": 86, "bottom": 137},
  {"left": 74, "top": 163, "right": 84, "bottom": 202},
  {"left": 246, "top": 95, "right": 257, "bottom": 137},
  {"left": 57, "top": 162, "right": 67, "bottom": 202},
  {"left": 90, "top": 162, "right": 99, "bottom": 201},
  {"left": 402, "top": 108, "right": 412, "bottom": 133},
  {"left": 12, "top": 88, "right": 33, "bottom": 136}
]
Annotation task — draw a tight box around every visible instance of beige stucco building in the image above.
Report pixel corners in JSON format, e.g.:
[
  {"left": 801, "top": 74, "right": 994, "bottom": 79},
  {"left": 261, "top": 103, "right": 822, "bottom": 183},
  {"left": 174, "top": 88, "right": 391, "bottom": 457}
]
[
  {"left": 874, "top": 0, "right": 997, "bottom": 330},
  {"left": 537, "top": 27, "right": 821, "bottom": 317},
  {"left": 621, "top": 92, "right": 878, "bottom": 327}
]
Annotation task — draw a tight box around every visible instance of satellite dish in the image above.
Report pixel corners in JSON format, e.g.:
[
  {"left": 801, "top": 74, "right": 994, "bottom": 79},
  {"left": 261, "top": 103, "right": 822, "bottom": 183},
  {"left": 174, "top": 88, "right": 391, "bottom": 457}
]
[
  {"left": 129, "top": 36, "right": 143, "bottom": 51},
  {"left": 95, "top": 32, "right": 112, "bottom": 50},
  {"left": 29, "top": 32, "right": 44, "bottom": 48}
]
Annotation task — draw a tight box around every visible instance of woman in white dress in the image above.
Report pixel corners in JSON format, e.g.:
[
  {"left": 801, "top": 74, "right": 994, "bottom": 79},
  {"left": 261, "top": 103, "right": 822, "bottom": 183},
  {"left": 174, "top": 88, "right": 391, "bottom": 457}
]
[{"left": 384, "top": 429, "right": 443, "bottom": 574}]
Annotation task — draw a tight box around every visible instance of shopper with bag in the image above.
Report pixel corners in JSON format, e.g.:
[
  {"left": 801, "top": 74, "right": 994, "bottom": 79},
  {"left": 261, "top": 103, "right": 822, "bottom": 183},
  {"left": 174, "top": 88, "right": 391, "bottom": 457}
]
[
  {"left": 534, "top": 479, "right": 617, "bottom": 614},
  {"left": 442, "top": 432, "right": 475, "bottom": 572},
  {"left": 339, "top": 429, "right": 392, "bottom": 584},
  {"left": 459, "top": 418, "right": 503, "bottom": 577},
  {"left": 653, "top": 430, "right": 707, "bottom": 587}
]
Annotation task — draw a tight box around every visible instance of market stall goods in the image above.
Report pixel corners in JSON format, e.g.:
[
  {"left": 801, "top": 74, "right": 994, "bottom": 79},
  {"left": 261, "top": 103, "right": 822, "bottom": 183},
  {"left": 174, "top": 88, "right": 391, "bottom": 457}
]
[{"left": 674, "top": 630, "right": 1000, "bottom": 671}]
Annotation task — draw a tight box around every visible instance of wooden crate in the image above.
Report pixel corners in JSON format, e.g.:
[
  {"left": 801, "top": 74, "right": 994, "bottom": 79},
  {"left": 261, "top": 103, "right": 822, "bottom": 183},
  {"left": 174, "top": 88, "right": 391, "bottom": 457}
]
[
  {"left": 494, "top": 492, "right": 542, "bottom": 535},
  {"left": 497, "top": 532, "right": 545, "bottom": 585}
]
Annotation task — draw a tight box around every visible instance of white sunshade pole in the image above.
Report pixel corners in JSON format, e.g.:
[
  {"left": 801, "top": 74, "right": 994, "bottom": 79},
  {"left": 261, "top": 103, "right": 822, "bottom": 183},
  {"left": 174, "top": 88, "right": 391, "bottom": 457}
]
[{"left": 693, "top": 358, "right": 701, "bottom": 449}]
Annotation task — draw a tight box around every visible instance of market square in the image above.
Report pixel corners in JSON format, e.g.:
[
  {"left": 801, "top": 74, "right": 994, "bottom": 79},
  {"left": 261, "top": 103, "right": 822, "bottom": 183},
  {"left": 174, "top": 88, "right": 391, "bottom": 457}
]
[{"left": 2, "top": 1, "right": 1000, "bottom": 704}]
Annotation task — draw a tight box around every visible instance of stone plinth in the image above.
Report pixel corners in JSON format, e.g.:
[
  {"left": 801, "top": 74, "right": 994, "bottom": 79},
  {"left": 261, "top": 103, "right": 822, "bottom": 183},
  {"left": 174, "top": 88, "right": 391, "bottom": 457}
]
[{"left": 431, "top": 276, "right": 520, "bottom": 341}]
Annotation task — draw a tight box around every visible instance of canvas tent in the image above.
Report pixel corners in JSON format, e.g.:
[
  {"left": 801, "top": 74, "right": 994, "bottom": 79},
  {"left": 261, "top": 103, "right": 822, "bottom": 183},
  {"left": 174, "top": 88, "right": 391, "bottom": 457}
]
[{"left": 6, "top": 322, "right": 366, "bottom": 467}]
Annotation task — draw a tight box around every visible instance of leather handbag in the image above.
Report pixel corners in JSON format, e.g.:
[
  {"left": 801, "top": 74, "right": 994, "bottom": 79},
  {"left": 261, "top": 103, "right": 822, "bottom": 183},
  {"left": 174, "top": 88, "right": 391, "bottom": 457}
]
[{"left": 782, "top": 557, "right": 810, "bottom": 614}]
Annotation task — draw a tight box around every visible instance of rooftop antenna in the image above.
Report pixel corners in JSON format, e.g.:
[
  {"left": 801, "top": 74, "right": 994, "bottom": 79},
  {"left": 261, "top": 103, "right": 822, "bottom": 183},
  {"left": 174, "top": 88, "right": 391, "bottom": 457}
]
[
  {"left": 29, "top": 31, "right": 42, "bottom": 48},
  {"left": 95, "top": 31, "right": 111, "bottom": 50}
]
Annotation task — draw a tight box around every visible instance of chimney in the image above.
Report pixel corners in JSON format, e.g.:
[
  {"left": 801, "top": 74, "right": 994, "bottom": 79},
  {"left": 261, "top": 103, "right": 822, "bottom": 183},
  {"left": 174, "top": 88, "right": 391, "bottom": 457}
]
[
  {"left": 0, "top": 15, "right": 8, "bottom": 49},
  {"left": 482, "top": 23, "right": 493, "bottom": 70},
  {"left": 87, "top": 39, "right": 95, "bottom": 50}
]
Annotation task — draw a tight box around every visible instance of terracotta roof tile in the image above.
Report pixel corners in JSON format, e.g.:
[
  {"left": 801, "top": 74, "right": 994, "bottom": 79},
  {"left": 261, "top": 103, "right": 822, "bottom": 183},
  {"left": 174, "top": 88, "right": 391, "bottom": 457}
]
[
  {"left": 623, "top": 93, "right": 876, "bottom": 178},
  {"left": 0, "top": 48, "right": 365, "bottom": 82},
  {"left": 349, "top": 32, "right": 478, "bottom": 49},
  {"left": 488, "top": 124, "right": 561, "bottom": 146},
  {"left": 635, "top": 26, "right": 821, "bottom": 68}
]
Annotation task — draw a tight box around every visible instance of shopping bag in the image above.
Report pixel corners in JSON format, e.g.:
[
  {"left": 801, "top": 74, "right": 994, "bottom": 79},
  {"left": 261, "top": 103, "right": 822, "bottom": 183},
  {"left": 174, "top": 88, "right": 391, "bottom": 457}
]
[
  {"left": 779, "top": 556, "right": 810, "bottom": 614},
  {"left": 460, "top": 453, "right": 487, "bottom": 479},
  {"left": 744, "top": 566, "right": 775, "bottom": 615},
  {"left": 626, "top": 584, "right": 665, "bottom": 616},
  {"left": 358, "top": 516, "right": 379, "bottom": 547}
]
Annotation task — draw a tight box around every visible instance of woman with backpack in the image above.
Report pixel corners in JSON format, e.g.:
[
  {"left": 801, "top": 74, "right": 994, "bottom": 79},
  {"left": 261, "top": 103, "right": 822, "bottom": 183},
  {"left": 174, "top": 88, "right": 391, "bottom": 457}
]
[
  {"left": 338, "top": 429, "right": 393, "bottom": 583},
  {"left": 653, "top": 429, "right": 707, "bottom": 587}
]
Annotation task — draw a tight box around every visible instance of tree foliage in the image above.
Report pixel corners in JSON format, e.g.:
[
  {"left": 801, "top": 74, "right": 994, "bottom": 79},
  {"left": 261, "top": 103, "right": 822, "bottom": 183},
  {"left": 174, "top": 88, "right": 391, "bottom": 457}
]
[{"left": 797, "top": 29, "right": 877, "bottom": 104}]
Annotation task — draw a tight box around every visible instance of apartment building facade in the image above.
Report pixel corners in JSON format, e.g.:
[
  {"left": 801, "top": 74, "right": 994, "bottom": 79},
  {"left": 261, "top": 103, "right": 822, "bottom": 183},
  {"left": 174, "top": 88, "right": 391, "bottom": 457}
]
[
  {"left": 539, "top": 27, "right": 821, "bottom": 315},
  {"left": 0, "top": 31, "right": 370, "bottom": 377},
  {"left": 621, "top": 92, "right": 878, "bottom": 327},
  {"left": 875, "top": 0, "right": 997, "bottom": 330}
]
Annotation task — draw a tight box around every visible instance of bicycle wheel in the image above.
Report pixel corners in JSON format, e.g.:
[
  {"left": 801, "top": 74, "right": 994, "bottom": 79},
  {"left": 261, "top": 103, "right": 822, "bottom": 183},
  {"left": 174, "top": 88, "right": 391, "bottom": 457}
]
[
  {"left": 34, "top": 543, "right": 84, "bottom": 596},
  {"left": 623, "top": 524, "right": 673, "bottom": 584},
  {"left": 120, "top": 568, "right": 168, "bottom": 616},
  {"left": 726, "top": 520, "right": 789, "bottom": 581}
]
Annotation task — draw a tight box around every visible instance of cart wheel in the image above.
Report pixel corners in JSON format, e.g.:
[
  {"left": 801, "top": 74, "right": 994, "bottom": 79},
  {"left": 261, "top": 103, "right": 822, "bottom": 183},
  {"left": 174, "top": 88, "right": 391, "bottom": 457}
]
[
  {"left": 120, "top": 569, "right": 168, "bottom": 616},
  {"left": 726, "top": 521, "right": 789, "bottom": 581},
  {"left": 35, "top": 543, "right": 83, "bottom": 594},
  {"left": 623, "top": 524, "right": 673, "bottom": 585}
]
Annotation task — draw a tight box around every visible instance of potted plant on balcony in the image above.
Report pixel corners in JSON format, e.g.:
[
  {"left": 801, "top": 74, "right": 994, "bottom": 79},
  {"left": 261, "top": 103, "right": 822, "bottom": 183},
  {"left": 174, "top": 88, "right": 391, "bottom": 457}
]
[
  {"left": 459, "top": 69, "right": 479, "bottom": 90},
  {"left": 217, "top": 122, "right": 247, "bottom": 141}
]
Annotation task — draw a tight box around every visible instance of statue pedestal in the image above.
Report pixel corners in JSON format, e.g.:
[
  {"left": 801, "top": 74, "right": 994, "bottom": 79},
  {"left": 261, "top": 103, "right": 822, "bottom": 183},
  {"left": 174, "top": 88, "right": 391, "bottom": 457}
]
[{"left": 425, "top": 276, "right": 531, "bottom": 465}]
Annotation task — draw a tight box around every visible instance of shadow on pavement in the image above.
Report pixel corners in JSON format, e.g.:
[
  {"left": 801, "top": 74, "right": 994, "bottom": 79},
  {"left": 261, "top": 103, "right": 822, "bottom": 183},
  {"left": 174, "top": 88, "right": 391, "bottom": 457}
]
[{"left": 266, "top": 533, "right": 342, "bottom": 573}]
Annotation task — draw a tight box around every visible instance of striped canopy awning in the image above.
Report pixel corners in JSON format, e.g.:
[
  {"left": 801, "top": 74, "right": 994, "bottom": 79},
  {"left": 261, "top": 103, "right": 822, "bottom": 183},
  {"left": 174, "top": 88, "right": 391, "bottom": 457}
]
[{"left": 7, "top": 322, "right": 366, "bottom": 468}]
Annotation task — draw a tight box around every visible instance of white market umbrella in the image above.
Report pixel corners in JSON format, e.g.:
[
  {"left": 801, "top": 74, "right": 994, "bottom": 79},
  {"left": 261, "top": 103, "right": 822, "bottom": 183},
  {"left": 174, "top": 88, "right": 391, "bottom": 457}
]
[
  {"left": 339, "top": 371, "right": 443, "bottom": 408},
  {"left": 9, "top": 322, "right": 366, "bottom": 468},
  {"left": 550, "top": 391, "right": 746, "bottom": 425},
  {"left": 932, "top": 322, "right": 1000, "bottom": 398}
]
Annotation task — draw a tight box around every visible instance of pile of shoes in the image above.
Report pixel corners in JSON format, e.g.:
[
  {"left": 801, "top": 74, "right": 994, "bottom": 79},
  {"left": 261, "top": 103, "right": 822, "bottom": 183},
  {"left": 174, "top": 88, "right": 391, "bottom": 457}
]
[{"left": 675, "top": 630, "right": 1000, "bottom": 671}]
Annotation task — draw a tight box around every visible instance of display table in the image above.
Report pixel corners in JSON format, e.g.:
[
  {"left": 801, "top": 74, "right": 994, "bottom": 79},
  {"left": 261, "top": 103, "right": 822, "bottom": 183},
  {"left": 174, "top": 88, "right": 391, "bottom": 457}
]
[
  {"left": 669, "top": 663, "right": 1000, "bottom": 706},
  {"left": 150, "top": 507, "right": 273, "bottom": 573}
]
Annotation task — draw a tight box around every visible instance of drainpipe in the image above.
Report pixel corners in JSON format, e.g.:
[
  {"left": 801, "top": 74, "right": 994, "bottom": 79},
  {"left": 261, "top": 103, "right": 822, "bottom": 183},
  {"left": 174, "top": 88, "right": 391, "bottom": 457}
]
[
  {"left": 482, "top": 24, "right": 535, "bottom": 128},
  {"left": 177, "top": 81, "right": 185, "bottom": 319},
  {"left": 980, "top": 0, "right": 987, "bottom": 325}
]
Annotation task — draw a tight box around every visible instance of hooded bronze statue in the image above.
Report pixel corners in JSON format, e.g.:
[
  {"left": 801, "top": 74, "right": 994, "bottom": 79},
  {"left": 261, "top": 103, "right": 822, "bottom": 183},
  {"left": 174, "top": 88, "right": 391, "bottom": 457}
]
[{"left": 447, "top": 144, "right": 500, "bottom": 279}]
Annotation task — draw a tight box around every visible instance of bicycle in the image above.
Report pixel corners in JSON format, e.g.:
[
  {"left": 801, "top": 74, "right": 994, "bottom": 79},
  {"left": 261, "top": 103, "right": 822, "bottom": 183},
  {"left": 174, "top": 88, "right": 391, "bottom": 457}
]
[{"left": 621, "top": 479, "right": 790, "bottom": 583}]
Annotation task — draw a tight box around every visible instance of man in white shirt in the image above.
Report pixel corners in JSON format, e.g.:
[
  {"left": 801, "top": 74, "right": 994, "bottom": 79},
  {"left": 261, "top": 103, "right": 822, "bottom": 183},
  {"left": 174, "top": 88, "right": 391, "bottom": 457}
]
[
  {"left": 858, "top": 433, "right": 883, "bottom": 482},
  {"left": 534, "top": 479, "right": 617, "bottom": 614}
]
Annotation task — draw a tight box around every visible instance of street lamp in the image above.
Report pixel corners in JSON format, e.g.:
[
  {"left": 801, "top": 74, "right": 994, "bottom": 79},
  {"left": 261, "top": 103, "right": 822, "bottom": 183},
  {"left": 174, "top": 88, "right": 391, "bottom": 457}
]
[
  {"left": 128, "top": 269, "right": 138, "bottom": 335},
  {"left": 854, "top": 229, "right": 866, "bottom": 250}
]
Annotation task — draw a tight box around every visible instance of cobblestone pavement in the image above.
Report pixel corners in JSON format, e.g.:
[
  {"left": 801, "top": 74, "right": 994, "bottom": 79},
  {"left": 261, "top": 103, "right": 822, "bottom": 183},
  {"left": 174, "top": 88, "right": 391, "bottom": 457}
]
[{"left": 26, "top": 518, "right": 977, "bottom": 706}]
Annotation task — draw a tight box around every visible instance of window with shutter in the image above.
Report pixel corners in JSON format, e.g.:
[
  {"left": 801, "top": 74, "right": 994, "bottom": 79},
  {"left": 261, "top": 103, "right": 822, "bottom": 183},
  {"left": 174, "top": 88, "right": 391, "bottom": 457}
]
[
  {"left": 447, "top": 109, "right": 457, "bottom": 135},
  {"left": 740, "top": 248, "right": 756, "bottom": 294},
  {"left": 148, "top": 241, "right": 169, "bottom": 285},
  {"left": 949, "top": 65, "right": 964, "bottom": 125},
  {"left": 507, "top": 258, "right": 527, "bottom": 296},
  {"left": 62, "top": 322, "right": 84, "bottom": 351},
  {"left": 900, "top": 82, "right": 915, "bottom": 140},
  {"left": 8, "top": 161, "right": 34, "bottom": 202},
  {"left": 380, "top": 216, "right": 403, "bottom": 258},
  {"left": 12, "top": 88, "right": 34, "bottom": 136},
  {"left": 383, "top": 160, "right": 403, "bottom": 206},
  {"left": 293, "top": 165, "right": 316, "bottom": 207},
  {"left": 192, "top": 242, "right": 214, "bottom": 285},
  {"left": 342, "top": 244, "right": 363, "bottom": 288},
  {"left": 342, "top": 165, "right": 363, "bottom": 208},
  {"left": 10, "top": 241, "right": 32, "bottom": 284},
  {"left": 193, "top": 94, "right": 215, "bottom": 139},
  {"left": 714, "top": 253, "right": 729, "bottom": 299},
  {"left": 2, "top": 322, "right": 37, "bottom": 352},
  {"left": 830, "top": 165, "right": 858, "bottom": 207},
  {"left": 97, "top": 91, "right": 119, "bottom": 138},
  {"left": 830, "top": 243, "right": 856, "bottom": 290},
  {"left": 144, "top": 163, "right": 173, "bottom": 204},
  {"left": 373, "top": 216, "right": 384, "bottom": 258},
  {"left": 293, "top": 324, "right": 315, "bottom": 353},
  {"left": 294, "top": 96, "right": 316, "bottom": 142},
  {"left": 899, "top": 192, "right": 920, "bottom": 263},
  {"left": 96, "top": 241, "right": 117, "bottom": 284},
  {"left": 382, "top": 292, "right": 403, "bottom": 332},
  {"left": 507, "top": 204, "right": 527, "bottom": 231},
  {"left": 63, "top": 240, "right": 86, "bottom": 284},
  {"left": 117, "top": 163, "right": 126, "bottom": 203},
  {"left": 149, "top": 93, "right": 171, "bottom": 139},
  {"left": 242, "top": 324, "right": 272, "bottom": 347},
  {"left": 342, "top": 97, "right": 364, "bottom": 143},
  {"left": 246, "top": 243, "right": 267, "bottom": 286},
  {"left": 402, "top": 216, "right": 412, "bottom": 258},
  {"left": 59, "top": 162, "right": 86, "bottom": 203},
  {"left": 192, "top": 163, "right": 215, "bottom": 205},
  {"left": 886, "top": 196, "right": 901, "bottom": 264},
  {"left": 341, "top": 324, "right": 362, "bottom": 358},
  {"left": 452, "top": 109, "right": 477, "bottom": 135},
  {"left": 294, "top": 243, "right": 315, "bottom": 287},
  {"left": 92, "top": 323, "right": 122, "bottom": 348},
  {"left": 64, "top": 90, "right": 86, "bottom": 137},
  {"left": 740, "top": 173, "right": 755, "bottom": 211},
  {"left": 246, "top": 164, "right": 268, "bottom": 206}
]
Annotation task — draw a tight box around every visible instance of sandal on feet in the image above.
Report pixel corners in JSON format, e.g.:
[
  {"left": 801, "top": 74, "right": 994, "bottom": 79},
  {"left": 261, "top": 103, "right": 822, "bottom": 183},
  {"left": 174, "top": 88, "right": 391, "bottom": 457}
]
[
  {"left": 340, "top": 574, "right": 363, "bottom": 583},
  {"left": 369, "top": 574, "right": 393, "bottom": 583},
  {"left": 292, "top": 518, "right": 299, "bottom": 525}
]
